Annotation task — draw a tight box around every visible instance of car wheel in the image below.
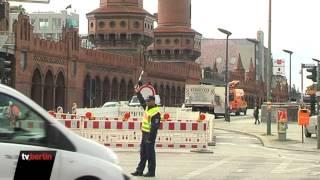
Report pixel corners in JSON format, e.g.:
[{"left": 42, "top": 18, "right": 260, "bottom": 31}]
[
  {"left": 235, "top": 111, "right": 240, "bottom": 116},
  {"left": 305, "top": 128, "right": 312, "bottom": 138},
  {"left": 76, "top": 176, "right": 100, "bottom": 180}
]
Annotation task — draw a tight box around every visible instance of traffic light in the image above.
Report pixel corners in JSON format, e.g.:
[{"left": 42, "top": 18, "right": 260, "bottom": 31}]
[
  {"left": 0, "top": 57, "right": 12, "bottom": 85},
  {"left": 306, "top": 66, "right": 317, "bottom": 82}
]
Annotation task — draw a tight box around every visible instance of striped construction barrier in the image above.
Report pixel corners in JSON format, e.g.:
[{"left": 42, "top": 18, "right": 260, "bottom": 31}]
[{"left": 57, "top": 118, "right": 211, "bottom": 152}]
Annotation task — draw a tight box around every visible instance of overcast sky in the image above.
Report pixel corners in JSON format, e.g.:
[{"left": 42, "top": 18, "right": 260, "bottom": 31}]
[{"left": 11, "top": 0, "right": 320, "bottom": 92}]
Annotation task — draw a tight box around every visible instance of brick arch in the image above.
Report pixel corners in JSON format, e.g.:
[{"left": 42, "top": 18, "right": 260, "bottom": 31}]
[
  {"left": 153, "top": 82, "right": 158, "bottom": 94},
  {"left": 95, "top": 76, "right": 102, "bottom": 107},
  {"left": 165, "top": 84, "right": 170, "bottom": 106},
  {"left": 127, "top": 79, "right": 134, "bottom": 100},
  {"left": 55, "top": 71, "right": 65, "bottom": 110},
  {"left": 119, "top": 78, "right": 127, "bottom": 101},
  {"left": 171, "top": 86, "right": 176, "bottom": 106},
  {"left": 111, "top": 77, "right": 119, "bottom": 101},
  {"left": 159, "top": 84, "right": 164, "bottom": 105},
  {"left": 103, "top": 77, "right": 110, "bottom": 103},
  {"left": 31, "top": 68, "right": 43, "bottom": 106},
  {"left": 177, "top": 86, "right": 182, "bottom": 106},
  {"left": 83, "top": 74, "right": 91, "bottom": 108},
  {"left": 43, "top": 70, "right": 54, "bottom": 110}
]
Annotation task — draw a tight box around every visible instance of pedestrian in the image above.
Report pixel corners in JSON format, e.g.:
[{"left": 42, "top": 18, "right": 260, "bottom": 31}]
[
  {"left": 131, "top": 85, "right": 161, "bottom": 177},
  {"left": 254, "top": 104, "right": 260, "bottom": 124},
  {"left": 57, "top": 106, "right": 63, "bottom": 113},
  {"left": 72, "top": 102, "right": 77, "bottom": 114}
]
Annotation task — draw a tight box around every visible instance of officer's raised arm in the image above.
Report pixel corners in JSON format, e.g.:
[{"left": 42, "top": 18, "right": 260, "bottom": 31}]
[{"left": 134, "top": 85, "right": 147, "bottom": 110}]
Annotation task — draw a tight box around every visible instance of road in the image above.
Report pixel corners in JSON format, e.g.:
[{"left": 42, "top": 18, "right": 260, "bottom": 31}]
[{"left": 117, "top": 129, "right": 320, "bottom": 180}]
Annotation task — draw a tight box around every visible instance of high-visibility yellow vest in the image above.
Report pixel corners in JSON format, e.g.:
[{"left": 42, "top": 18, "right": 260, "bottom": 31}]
[{"left": 141, "top": 106, "right": 160, "bottom": 133}]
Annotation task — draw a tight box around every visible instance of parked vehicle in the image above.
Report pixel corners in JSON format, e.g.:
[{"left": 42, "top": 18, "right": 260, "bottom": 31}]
[
  {"left": 184, "top": 84, "right": 225, "bottom": 117},
  {"left": 228, "top": 81, "right": 247, "bottom": 115},
  {"left": 184, "top": 82, "right": 247, "bottom": 117},
  {"left": 305, "top": 115, "right": 318, "bottom": 138},
  {"left": 0, "top": 84, "right": 129, "bottom": 180}
]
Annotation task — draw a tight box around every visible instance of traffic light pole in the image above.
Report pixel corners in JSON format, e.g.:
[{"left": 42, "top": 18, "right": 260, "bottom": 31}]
[
  {"left": 311, "top": 59, "right": 320, "bottom": 149},
  {"left": 317, "top": 62, "right": 320, "bottom": 149}
]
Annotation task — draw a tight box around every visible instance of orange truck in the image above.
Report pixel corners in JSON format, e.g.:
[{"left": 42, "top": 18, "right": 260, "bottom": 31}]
[{"left": 229, "top": 81, "right": 248, "bottom": 115}]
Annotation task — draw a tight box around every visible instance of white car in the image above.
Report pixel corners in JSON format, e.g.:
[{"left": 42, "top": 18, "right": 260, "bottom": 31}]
[
  {"left": 0, "top": 84, "right": 129, "bottom": 180},
  {"left": 305, "top": 115, "right": 318, "bottom": 138}
]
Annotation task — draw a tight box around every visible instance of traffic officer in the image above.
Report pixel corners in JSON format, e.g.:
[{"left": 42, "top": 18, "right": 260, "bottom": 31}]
[{"left": 131, "top": 86, "right": 161, "bottom": 177}]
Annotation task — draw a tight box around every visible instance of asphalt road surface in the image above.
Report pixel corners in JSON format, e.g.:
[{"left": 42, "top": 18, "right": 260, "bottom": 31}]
[{"left": 117, "top": 129, "right": 320, "bottom": 180}]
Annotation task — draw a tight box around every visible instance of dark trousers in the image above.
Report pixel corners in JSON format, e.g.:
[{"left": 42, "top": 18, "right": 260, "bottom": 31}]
[
  {"left": 255, "top": 115, "right": 260, "bottom": 124},
  {"left": 136, "top": 132, "right": 156, "bottom": 174}
]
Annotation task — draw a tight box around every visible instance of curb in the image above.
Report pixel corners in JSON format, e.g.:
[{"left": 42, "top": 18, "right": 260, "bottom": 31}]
[
  {"left": 214, "top": 127, "right": 320, "bottom": 153},
  {"left": 214, "top": 128, "right": 264, "bottom": 146}
]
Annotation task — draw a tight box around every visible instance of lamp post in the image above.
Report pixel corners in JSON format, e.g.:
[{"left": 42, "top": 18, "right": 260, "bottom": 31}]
[
  {"left": 283, "top": 49, "right": 293, "bottom": 101},
  {"left": 312, "top": 58, "right": 320, "bottom": 149},
  {"left": 218, "top": 28, "right": 232, "bottom": 122},
  {"left": 267, "top": 0, "right": 272, "bottom": 135},
  {"left": 247, "top": 38, "right": 260, "bottom": 106}
]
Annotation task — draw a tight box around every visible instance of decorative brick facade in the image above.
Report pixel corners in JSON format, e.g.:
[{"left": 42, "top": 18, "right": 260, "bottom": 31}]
[{"left": 13, "top": 14, "right": 201, "bottom": 112}]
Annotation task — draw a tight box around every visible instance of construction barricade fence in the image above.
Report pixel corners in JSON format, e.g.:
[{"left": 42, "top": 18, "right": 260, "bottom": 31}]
[{"left": 54, "top": 112, "right": 215, "bottom": 152}]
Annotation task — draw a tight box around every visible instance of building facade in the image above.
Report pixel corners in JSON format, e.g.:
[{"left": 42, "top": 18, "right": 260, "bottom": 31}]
[
  {"left": 9, "top": 10, "right": 79, "bottom": 41},
  {"left": 198, "top": 31, "right": 288, "bottom": 105},
  {"left": 6, "top": 0, "right": 201, "bottom": 112}
]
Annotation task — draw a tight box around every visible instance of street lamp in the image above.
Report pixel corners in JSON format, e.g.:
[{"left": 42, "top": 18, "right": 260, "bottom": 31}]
[
  {"left": 312, "top": 58, "right": 320, "bottom": 149},
  {"left": 247, "top": 38, "right": 260, "bottom": 106},
  {"left": 218, "top": 28, "right": 232, "bottom": 122},
  {"left": 267, "top": 0, "right": 272, "bottom": 135},
  {"left": 283, "top": 49, "right": 293, "bottom": 101}
]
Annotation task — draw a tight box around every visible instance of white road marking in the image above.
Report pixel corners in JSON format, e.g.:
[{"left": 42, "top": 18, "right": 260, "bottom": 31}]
[
  {"left": 272, "top": 159, "right": 320, "bottom": 174},
  {"left": 216, "top": 142, "right": 237, "bottom": 146},
  {"left": 235, "top": 169, "right": 245, "bottom": 173},
  {"left": 179, "top": 157, "right": 234, "bottom": 179},
  {"left": 217, "top": 136, "right": 258, "bottom": 140}
]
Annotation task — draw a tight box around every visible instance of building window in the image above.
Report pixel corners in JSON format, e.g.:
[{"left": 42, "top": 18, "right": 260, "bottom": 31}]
[
  {"left": 156, "top": 39, "right": 161, "bottom": 45},
  {"left": 165, "top": 39, "right": 171, "bottom": 45},
  {"left": 39, "top": 18, "right": 49, "bottom": 30},
  {"left": 90, "top": 22, "right": 94, "bottom": 28},
  {"left": 72, "top": 61, "right": 77, "bottom": 76},
  {"left": 174, "top": 39, "right": 179, "bottom": 45},
  {"left": 109, "top": 21, "right": 115, "bottom": 28},
  {"left": 120, "top": 21, "right": 126, "bottom": 28},
  {"left": 98, "top": 21, "right": 105, "bottom": 28},
  {"left": 20, "top": 51, "right": 27, "bottom": 71},
  {"left": 186, "top": 39, "right": 191, "bottom": 45},
  {"left": 30, "top": 19, "right": 35, "bottom": 25},
  {"left": 52, "top": 18, "right": 62, "bottom": 30},
  {"left": 134, "top": 21, "right": 140, "bottom": 28}
]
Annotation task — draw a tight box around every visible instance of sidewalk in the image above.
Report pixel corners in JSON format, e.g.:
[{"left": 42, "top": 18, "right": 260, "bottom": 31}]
[{"left": 214, "top": 116, "right": 320, "bottom": 153}]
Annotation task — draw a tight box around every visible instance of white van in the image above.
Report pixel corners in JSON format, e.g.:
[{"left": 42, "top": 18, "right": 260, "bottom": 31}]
[{"left": 0, "top": 84, "right": 129, "bottom": 180}]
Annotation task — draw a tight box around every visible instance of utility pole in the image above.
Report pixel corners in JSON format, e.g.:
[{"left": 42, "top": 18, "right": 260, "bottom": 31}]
[
  {"left": 312, "top": 58, "right": 320, "bottom": 149},
  {"left": 218, "top": 28, "right": 232, "bottom": 122},
  {"left": 267, "top": 0, "right": 272, "bottom": 135}
]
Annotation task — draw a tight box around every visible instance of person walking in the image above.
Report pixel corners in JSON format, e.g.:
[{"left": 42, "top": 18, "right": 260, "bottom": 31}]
[
  {"left": 72, "top": 102, "right": 77, "bottom": 114},
  {"left": 131, "top": 86, "right": 161, "bottom": 177},
  {"left": 254, "top": 104, "right": 260, "bottom": 124}
]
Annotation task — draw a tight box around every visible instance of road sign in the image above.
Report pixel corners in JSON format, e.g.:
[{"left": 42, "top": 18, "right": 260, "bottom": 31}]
[{"left": 298, "top": 109, "right": 310, "bottom": 125}]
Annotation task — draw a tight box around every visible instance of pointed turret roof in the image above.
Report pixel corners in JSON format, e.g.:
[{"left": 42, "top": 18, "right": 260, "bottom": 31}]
[{"left": 236, "top": 53, "right": 245, "bottom": 71}]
